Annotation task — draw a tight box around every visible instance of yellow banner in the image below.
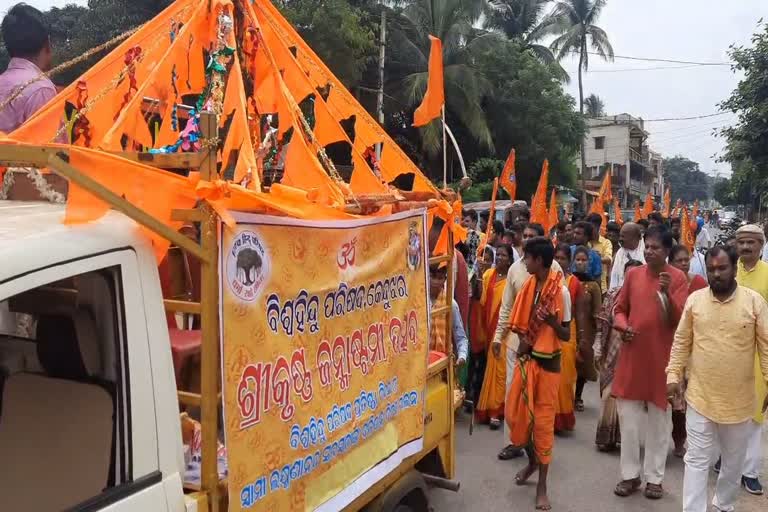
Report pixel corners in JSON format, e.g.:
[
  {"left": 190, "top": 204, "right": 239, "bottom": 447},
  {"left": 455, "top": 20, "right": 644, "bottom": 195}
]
[{"left": 220, "top": 210, "right": 430, "bottom": 511}]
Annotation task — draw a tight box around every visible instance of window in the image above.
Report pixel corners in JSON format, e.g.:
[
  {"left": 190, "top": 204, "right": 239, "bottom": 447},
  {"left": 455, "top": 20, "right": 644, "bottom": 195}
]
[
  {"left": 0, "top": 266, "right": 132, "bottom": 511},
  {"left": 594, "top": 136, "right": 606, "bottom": 150}
]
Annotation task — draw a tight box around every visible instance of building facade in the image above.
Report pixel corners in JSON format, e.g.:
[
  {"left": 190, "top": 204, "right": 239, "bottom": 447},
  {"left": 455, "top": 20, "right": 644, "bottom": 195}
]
[{"left": 581, "top": 114, "right": 664, "bottom": 208}]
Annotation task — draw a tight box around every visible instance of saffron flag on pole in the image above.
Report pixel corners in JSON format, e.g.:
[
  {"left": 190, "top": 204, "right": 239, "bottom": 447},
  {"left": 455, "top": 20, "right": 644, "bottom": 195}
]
[
  {"left": 548, "top": 187, "right": 558, "bottom": 233},
  {"left": 642, "top": 192, "right": 654, "bottom": 219},
  {"left": 613, "top": 197, "right": 623, "bottom": 225},
  {"left": 477, "top": 178, "right": 499, "bottom": 259},
  {"left": 662, "top": 188, "right": 671, "bottom": 218},
  {"left": 633, "top": 201, "right": 642, "bottom": 222},
  {"left": 413, "top": 35, "right": 444, "bottom": 127},
  {"left": 589, "top": 170, "right": 611, "bottom": 214},
  {"left": 681, "top": 206, "right": 695, "bottom": 251},
  {"left": 530, "top": 160, "right": 549, "bottom": 228},
  {"left": 499, "top": 148, "right": 516, "bottom": 200}
]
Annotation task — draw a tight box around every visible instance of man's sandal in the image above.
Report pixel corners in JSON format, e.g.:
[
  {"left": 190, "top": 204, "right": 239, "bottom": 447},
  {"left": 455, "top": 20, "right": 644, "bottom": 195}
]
[
  {"left": 614, "top": 478, "right": 641, "bottom": 497},
  {"left": 575, "top": 399, "right": 585, "bottom": 412},
  {"left": 644, "top": 483, "right": 663, "bottom": 499}
]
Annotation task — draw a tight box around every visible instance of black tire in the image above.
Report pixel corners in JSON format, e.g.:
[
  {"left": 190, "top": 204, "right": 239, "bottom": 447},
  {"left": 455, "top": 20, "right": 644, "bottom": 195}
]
[{"left": 393, "top": 505, "right": 416, "bottom": 512}]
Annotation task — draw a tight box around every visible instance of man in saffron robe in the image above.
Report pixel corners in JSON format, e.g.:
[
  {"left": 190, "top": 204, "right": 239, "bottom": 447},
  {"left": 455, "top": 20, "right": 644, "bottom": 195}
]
[
  {"left": 492, "top": 224, "right": 563, "bottom": 461},
  {"left": 505, "top": 237, "right": 571, "bottom": 511},
  {"left": 612, "top": 225, "right": 689, "bottom": 499}
]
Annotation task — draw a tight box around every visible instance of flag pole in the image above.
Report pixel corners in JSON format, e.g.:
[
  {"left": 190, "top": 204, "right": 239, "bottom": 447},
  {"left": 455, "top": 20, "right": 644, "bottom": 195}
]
[{"left": 442, "top": 105, "right": 448, "bottom": 188}]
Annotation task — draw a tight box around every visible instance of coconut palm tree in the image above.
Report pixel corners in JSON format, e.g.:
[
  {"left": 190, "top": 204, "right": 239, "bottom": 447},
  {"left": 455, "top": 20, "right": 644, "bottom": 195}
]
[
  {"left": 387, "top": 0, "right": 494, "bottom": 155},
  {"left": 584, "top": 93, "right": 606, "bottom": 118},
  {"left": 484, "top": 0, "right": 569, "bottom": 81},
  {"left": 549, "top": 0, "right": 614, "bottom": 202}
]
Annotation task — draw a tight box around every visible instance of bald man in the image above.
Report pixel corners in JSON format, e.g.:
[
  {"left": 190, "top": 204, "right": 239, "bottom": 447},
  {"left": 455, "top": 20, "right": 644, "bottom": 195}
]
[{"left": 609, "top": 223, "right": 646, "bottom": 290}]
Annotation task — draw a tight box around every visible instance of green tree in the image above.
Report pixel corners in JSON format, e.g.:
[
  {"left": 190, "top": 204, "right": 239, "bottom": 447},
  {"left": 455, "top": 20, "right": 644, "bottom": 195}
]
[
  {"left": 278, "top": 0, "right": 377, "bottom": 87},
  {"left": 478, "top": 39, "right": 584, "bottom": 200},
  {"left": 549, "top": 0, "right": 614, "bottom": 202},
  {"left": 483, "top": 0, "right": 568, "bottom": 81},
  {"left": 386, "top": 0, "right": 493, "bottom": 156},
  {"left": 663, "top": 155, "right": 712, "bottom": 203},
  {"left": 584, "top": 93, "right": 605, "bottom": 117},
  {"left": 719, "top": 22, "right": 768, "bottom": 208}
]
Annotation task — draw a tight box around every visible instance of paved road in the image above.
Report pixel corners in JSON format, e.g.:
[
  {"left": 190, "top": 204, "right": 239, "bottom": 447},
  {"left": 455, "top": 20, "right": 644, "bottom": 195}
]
[{"left": 429, "top": 382, "right": 766, "bottom": 511}]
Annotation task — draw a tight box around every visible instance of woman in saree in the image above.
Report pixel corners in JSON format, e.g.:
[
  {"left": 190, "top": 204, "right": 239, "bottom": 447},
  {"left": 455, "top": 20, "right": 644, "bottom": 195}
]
[
  {"left": 594, "top": 259, "right": 643, "bottom": 451},
  {"left": 466, "top": 247, "right": 495, "bottom": 406},
  {"left": 553, "top": 243, "right": 587, "bottom": 432},
  {"left": 474, "top": 244, "right": 514, "bottom": 429},
  {"left": 572, "top": 245, "right": 601, "bottom": 412}
]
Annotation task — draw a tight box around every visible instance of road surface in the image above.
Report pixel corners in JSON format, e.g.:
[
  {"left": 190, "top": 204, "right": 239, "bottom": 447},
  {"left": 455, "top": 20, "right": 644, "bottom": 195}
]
[{"left": 429, "top": 381, "right": 766, "bottom": 511}]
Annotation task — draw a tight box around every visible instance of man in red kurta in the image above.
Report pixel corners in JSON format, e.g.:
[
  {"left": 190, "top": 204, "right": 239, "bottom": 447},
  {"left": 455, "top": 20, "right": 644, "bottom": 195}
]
[{"left": 611, "top": 226, "right": 689, "bottom": 499}]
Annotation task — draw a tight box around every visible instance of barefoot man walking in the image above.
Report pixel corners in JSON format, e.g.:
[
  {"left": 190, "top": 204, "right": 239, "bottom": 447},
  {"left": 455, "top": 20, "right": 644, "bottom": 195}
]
[{"left": 504, "top": 237, "right": 571, "bottom": 510}]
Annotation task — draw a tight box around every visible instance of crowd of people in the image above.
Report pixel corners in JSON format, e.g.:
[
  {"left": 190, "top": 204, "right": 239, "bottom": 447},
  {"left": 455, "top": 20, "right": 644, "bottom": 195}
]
[{"left": 428, "top": 203, "right": 768, "bottom": 511}]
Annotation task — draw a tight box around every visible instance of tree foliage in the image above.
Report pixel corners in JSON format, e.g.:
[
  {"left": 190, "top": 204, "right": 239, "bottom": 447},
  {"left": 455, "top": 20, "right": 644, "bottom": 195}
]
[
  {"left": 484, "top": 0, "right": 568, "bottom": 81},
  {"left": 277, "top": 0, "right": 376, "bottom": 87},
  {"left": 663, "top": 156, "right": 712, "bottom": 204},
  {"left": 584, "top": 93, "right": 605, "bottom": 118},
  {"left": 718, "top": 22, "right": 768, "bottom": 210}
]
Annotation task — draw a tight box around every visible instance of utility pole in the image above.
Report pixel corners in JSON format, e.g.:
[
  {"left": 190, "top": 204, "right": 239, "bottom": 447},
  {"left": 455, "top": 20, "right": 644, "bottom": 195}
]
[{"left": 376, "top": 6, "right": 386, "bottom": 161}]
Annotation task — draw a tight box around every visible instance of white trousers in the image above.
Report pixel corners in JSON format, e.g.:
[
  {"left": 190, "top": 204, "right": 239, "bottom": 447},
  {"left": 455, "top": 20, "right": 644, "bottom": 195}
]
[
  {"left": 683, "top": 406, "right": 751, "bottom": 512},
  {"left": 617, "top": 399, "right": 672, "bottom": 485},
  {"left": 503, "top": 341, "right": 517, "bottom": 442},
  {"left": 743, "top": 420, "right": 764, "bottom": 479}
]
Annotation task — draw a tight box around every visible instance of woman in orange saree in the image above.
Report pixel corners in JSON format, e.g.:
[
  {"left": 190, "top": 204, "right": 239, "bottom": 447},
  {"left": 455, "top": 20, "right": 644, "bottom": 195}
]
[
  {"left": 474, "top": 244, "right": 514, "bottom": 429},
  {"left": 552, "top": 243, "right": 584, "bottom": 432}
]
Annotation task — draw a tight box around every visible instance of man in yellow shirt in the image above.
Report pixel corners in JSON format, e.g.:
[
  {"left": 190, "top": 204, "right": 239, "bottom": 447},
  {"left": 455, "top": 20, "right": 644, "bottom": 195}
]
[
  {"left": 733, "top": 224, "right": 768, "bottom": 494},
  {"left": 667, "top": 245, "right": 768, "bottom": 512}
]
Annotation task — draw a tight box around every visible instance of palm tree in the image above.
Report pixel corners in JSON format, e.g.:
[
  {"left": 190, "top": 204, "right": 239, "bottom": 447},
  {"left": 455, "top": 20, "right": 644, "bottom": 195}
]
[
  {"left": 584, "top": 93, "right": 606, "bottom": 118},
  {"left": 388, "top": 0, "right": 494, "bottom": 155},
  {"left": 484, "top": 0, "right": 569, "bottom": 81},
  {"left": 549, "top": 0, "right": 614, "bottom": 202}
]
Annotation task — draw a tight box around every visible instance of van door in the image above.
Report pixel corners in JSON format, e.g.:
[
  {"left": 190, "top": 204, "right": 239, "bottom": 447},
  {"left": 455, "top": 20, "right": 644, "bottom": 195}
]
[{"left": 0, "top": 249, "right": 183, "bottom": 511}]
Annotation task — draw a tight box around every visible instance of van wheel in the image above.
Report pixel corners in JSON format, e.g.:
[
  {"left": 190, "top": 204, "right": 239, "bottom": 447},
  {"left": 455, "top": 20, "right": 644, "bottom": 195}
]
[{"left": 393, "top": 506, "right": 414, "bottom": 512}]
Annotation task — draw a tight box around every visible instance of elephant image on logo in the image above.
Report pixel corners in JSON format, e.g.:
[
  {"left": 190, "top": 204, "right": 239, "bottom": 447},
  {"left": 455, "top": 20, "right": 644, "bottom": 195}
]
[
  {"left": 227, "top": 230, "right": 270, "bottom": 302},
  {"left": 236, "top": 248, "right": 262, "bottom": 286}
]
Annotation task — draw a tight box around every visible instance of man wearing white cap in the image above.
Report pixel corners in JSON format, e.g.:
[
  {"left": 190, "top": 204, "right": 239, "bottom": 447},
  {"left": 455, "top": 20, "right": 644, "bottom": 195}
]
[{"left": 723, "top": 224, "right": 768, "bottom": 495}]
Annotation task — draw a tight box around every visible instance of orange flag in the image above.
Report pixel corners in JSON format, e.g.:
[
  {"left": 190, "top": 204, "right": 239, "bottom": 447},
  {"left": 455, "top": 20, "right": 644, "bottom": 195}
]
[
  {"left": 478, "top": 178, "right": 499, "bottom": 259},
  {"left": 500, "top": 148, "right": 516, "bottom": 200},
  {"left": 642, "top": 192, "right": 654, "bottom": 218},
  {"left": 692, "top": 200, "right": 700, "bottom": 221},
  {"left": 633, "top": 201, "right": 642, "bottom": 222},
  {"left": 589, "top": 171, "right": 611, "bottom": 214},
  {"left": 662, "top": 189, "right": 671, "bottom": 218},
  {"left": 547, "top": 188, "right": 558, "bottom": 233},
  {"left": 413, "top": 35, "right": 444, "bottom": 127},
  {"left": 530, "top": 160, "right": 549, "bottom": 227},
  {"left": 613, "top": 197, "right": 624, "bottom": 225},
  {"left": 681, "top": 206, "right": 695, "bottom": 251},
  {"left": 64, "top": 147, "right": 198, "bottom": 262}
]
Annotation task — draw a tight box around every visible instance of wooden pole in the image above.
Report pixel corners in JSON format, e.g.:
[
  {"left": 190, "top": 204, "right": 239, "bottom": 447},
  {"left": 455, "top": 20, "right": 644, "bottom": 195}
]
[
  {"left": 445, "top": 228, "right": 455, "bottom": 478},
  {"left": 198, "top": 111, "right": 221, "bottom": 512},
  {"left": 442, "top": 105, "right": 447, "bottom": 188}
]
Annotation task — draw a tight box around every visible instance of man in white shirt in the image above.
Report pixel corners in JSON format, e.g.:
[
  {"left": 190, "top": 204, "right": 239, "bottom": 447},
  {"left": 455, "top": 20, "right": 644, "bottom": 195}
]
[
  {"left": 490, "top": 223, "right": 563, "bottom": 460},
  {"left": 609, "top": 222, "right": 645, "bottom": 289},
  {"left": 695, "top": 218, "right": 712, "bottom": 251}
]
